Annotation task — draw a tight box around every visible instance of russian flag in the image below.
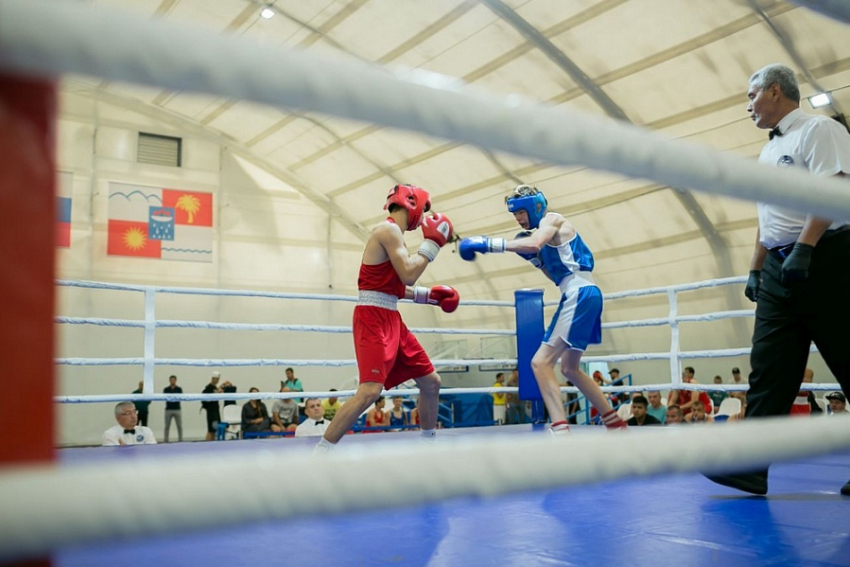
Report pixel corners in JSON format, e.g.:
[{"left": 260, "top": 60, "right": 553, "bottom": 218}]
[{"left": 56, "top": 196, "right": 71, "bottom": 248}]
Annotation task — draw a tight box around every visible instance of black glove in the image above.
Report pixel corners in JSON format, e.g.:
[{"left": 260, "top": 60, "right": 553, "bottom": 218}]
[
  {"left": 781, "top": 243, "right": 814, "bottom": 285},
  {"left": 745, "top": 270, "right": 760, "bottom": 302}
]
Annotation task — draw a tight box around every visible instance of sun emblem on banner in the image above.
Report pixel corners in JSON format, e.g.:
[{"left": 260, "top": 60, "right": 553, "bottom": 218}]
[
  {"left": 176, "top": 194, "right": 201, "bottom": 224},
  {"left": 123, "top": 227, "right": 147, "bottom": 250}
]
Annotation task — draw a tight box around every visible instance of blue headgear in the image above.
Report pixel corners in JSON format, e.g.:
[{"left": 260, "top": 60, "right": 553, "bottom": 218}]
[{"left": 506, "top": 185, "right": 547, "bottom": 229}]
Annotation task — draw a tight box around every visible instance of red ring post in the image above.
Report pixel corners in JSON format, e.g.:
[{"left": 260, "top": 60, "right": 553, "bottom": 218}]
[{"left": 0, "top": 74, "right": 57, "bottom": 566}]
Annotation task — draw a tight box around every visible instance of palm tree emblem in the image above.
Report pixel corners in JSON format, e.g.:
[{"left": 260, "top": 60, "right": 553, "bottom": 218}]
[{"left": 175, "top": 194, "right": 201, "bottom": 224}]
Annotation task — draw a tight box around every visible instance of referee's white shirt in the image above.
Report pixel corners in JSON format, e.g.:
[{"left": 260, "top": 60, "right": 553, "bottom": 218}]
[
  {"left": 294, "top": 417, "right": 328, "bottom": 438},
  {"left": 102, "top": 425, "right": 157, "bottom": 446},
  {"left": 757, "top": 108, "right": 850, "bottom": 249}
]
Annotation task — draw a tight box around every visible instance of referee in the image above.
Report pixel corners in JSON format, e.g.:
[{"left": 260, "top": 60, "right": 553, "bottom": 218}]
[{"left": 706, "top": 63, "right": 850, "bottom": 496}]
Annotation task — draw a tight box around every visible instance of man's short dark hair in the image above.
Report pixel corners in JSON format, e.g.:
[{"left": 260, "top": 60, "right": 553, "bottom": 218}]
[{"left": 631, "top": 395, "right": 648, "bottom": 407}]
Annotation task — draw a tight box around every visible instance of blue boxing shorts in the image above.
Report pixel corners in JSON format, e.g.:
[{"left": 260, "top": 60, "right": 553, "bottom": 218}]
[{"left": 542, "top": 285, "right": 603, "bottom": 351}]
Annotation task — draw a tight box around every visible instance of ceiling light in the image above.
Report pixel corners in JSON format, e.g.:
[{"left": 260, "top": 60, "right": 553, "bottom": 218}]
[
  {"left": 808, "top": 92, "right": 831, "bottom": 109},
  {"left": 260, "top": 7, "right": 275, "bottom": 19}
]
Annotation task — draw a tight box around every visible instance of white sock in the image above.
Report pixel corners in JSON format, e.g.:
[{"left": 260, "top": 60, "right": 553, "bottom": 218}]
[{"left": 419, "top": 428, "right": 436, "bottom": 441}]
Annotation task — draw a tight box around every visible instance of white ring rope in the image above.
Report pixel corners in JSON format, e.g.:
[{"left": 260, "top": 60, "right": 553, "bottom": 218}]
[
  {"left": 1, "top": 1, "right": 850, "bottom": 219},
  {"left": 53, "top": 381, "right": 842, "bottom": 405},
  {"left": 0, "top": 415, "right": 848, "bottom": 562}
]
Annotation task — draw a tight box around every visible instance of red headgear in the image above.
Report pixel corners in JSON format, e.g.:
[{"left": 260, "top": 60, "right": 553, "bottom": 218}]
[{"left": 384, "top": 184, "right": 431, "bottom": 230}]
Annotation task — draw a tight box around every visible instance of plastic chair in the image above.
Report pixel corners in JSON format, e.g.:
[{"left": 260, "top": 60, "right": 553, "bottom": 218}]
[
  {"left": 218, "top": 404, "right": 243, "bottom": 440},
  {"left": 715, "top": 397, "right": 741, "bottom": 418}
]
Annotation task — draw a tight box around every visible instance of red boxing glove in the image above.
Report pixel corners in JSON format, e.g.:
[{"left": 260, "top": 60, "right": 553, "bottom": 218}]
[
  {"left": 413, "top": 285, "right": 460, "bottom": 313},
  {"left": 421, "top": 213, "right": 453, "bottom": 246},
  {"left": 418, "top": 213, "right": 454, "bottom": 262}
]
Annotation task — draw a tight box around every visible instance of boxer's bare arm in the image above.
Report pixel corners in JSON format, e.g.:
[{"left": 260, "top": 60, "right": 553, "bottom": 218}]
[{"left": 366, "top": 221, "right": 429, "bottom": 286}]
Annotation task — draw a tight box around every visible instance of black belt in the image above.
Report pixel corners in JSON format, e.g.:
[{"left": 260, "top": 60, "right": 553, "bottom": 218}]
[{"left": 768, "top": 226, "right": 850, "bottom": 261}]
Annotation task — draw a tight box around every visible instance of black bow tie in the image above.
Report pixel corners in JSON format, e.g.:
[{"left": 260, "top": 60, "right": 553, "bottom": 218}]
[
  {"left": 314, "top": 420, "right": 324, "bottom": 425},
  {"left": 769, "top": 127, "right": 782, "bottom": 140},
  {"left": 124, "top": 429, "right": 136, "bottom": 434}
]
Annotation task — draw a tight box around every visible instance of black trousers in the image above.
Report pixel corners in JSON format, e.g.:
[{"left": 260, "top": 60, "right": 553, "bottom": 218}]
[{"left": 748, "top": 229, "right": 850, "bottom": 420}]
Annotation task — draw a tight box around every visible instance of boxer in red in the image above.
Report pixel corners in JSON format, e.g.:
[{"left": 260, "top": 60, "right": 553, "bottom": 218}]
[{"left": 314, "top": 184, "right": 457, "bottom": 453}]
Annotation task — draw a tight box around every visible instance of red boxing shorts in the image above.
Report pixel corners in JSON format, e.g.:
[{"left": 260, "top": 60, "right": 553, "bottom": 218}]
[{"left": 353, "top": 305, "right": 434, "bottom": 389}]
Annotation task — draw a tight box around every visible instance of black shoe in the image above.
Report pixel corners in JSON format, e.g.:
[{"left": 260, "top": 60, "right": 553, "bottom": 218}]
[
  {"left": 841, "top": 479, "right": 850, "bottom": 496},
  {"left": 703, "top": 471, "right": 768, "bottom": 495}
]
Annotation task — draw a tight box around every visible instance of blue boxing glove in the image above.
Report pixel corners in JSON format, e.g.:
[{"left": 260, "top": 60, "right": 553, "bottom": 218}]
[
  {"left": 459, "top": 236, "right": 506, "bottom": 261},
  {"left": 514, "top": 231, "right": 543, "bottom": 269}
]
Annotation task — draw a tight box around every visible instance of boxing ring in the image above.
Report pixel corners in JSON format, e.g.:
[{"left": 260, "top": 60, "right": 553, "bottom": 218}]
[{"left": 2, "top": 0, "right": 850, "bottom": 565}]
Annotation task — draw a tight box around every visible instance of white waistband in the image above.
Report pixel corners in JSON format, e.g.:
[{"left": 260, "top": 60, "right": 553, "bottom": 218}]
[
  {"left": 358, "top": 290, "right": 399, "bottom": 310},
  {"left": 558, "top": 270, "right": 596, "bottom": 294}
]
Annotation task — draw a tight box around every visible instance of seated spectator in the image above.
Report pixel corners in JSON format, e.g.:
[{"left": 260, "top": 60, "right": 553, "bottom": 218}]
[
  {"left": 295, "top": 398, "right": 329, "bottom": 438},
  {"left": 791, "top": 368, "right": 815, "bottom": 416},
  {"left": 366, "top": 397, "right": 390, "bottom": 430},
  {"left": 271, "top": 386, "right": 299, "bottom": 433},
  {"left": 728, "top": 366, "right": 747, "bottom": 404},
  {"left": 665, "top": 405, "right": 686, "bottom": 425},
  {"left": 685, "top": 400, "right": 714, "bottom": 424},
  {"left": 409, "top": 398, "right": 421, "bottom": 429},
  {"left": 242, "top": 387, "right": 281, "bottom": 435},
  {"left": 827, "top": 391, "right": 849, "bottom": 415},
  {"left": 708, "top": 376, "right": 728, "bottom": 414},
  {"left": 102, "top": 401, "right": 156, "bottom": 446},
  {"left": 388, "top": 396, "right": 408, "bottom": 431},
  {"left": 626, "top": 395, "right": 661, "bottom": 426},
  {"left": 668, "top": 367, "right": 712, "bottom": 420},
  {"left": 645, "top": 390, "right": 666, "bottom": 424},
  {"left": 322, "top": 389, "right": 343, "bottom": 421}
]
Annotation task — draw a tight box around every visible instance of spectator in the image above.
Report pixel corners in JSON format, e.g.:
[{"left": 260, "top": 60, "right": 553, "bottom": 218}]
[
  {"left": 564, "top": 380, "right": 580, "bottom": 425},
  {"left": 102, "top": 401, "right": 156, "bottom": 446},
  {"left": 366, "top": 397, "right": 390, "bottom": 430},
  {"left": 505, "top": 368, "right": 525, "bottom": 425},
  {"left": 409, "top": 397, "right": 421, "bottom": 429},
  {"left": 221, "top": 380, "right": 237, "bottom": 407},
  {"left": 790, "top": 368, "right": 815, "bottom": 416},
  {"left": 708, "top": 376, "right": 728, "bottom": 414},
  {"left": 626, "top": 395, "right": 661, "bottom": 426},
  {"left": 827, "top": 392, "right": 848, "bottom": 415},
  {"left": 295, "top": 398, "right": 329, "bottom": 438},
  {"left": 685, "top": 400, "right": 714, "bottom": 424},
  {"left": 202, "top": 371, "right": 222, "bottom": 442},
  {"left": 492, "top": 372, "right": 507, "bottom": 425},
  {"left": 322, "top": 389, "right": 343, "bottom": 421},
  {"left": 592, "top": 370, "right": 609, "bottom": 385},
  {"left": 281, "top": 367, "right": 304, "bottom": 404},
  {"left": 608, "top": 368, "right": 627, "bottom": 406},
  {"left": 131, "top": 381, "right": 150, "bottom": 427},
  {"left": 241, "top": 387, "right": 280, "bottom": 435},
  {"left": 163, "top": 374, "right": 183, "bottom": 443},
  {"left": 728, "top": 366, "right": 747, "bottom": 403},
  {"left": 668, "top": 367, "right": 713, "bottom": 419},
  {"left": 645, "top": 390, "right": 667, "bottom": 424},
  {"left": 388, "top": 396, "right": 408, "bottom": 431},
  {"left": 271, "top": 385, "right": 299, "bottom": 433},
  {"left": 804, "top": 369, "right": 823, "bottom": 415},
  {"left": 666, "top": 405, "right": 686, "bottom": 425}
]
